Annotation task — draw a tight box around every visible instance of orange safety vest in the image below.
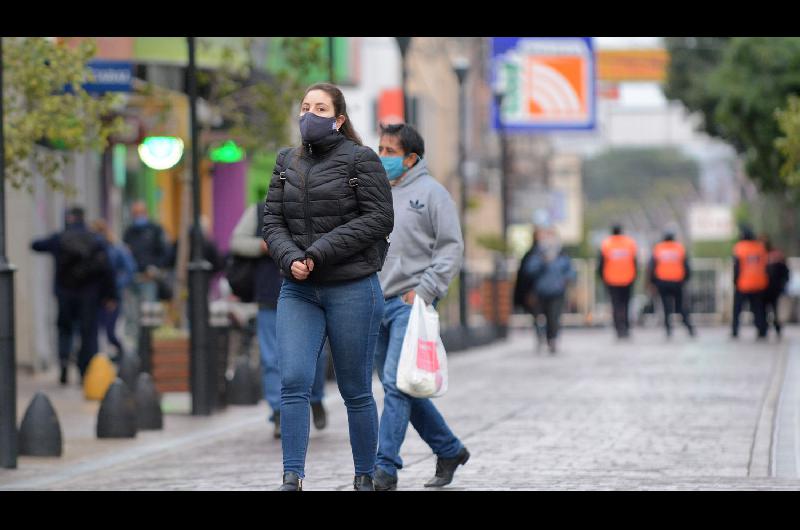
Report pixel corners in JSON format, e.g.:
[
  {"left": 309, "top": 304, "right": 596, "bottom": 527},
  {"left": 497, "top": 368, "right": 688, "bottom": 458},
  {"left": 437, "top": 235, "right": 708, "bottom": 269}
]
[
  {"left": 733, "top": 240, "right": 768, "bottom": 293},
  {"left": 601, "top": 235, "right": 637, "bottom": 286},
  {"left": 652, "top": 241, "right": 686, "bottom": 282}
]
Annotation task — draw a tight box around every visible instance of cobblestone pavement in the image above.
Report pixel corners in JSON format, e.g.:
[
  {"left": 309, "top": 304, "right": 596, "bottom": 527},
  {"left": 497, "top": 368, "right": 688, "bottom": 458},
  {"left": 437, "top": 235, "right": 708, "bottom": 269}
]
[{"left": 2, "top": 325, "right": 800, "bottom": 491}]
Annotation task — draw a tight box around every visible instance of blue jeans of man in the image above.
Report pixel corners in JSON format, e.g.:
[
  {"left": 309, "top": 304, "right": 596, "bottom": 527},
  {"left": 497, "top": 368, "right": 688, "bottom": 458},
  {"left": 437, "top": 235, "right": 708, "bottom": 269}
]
[
  {"left": 258, "top": 306, "right": 327, "bottom": 422},
  {"left": 374, "top": 296, "right": 464, "bottom": 477},
  {"left": 277, "top": 274, "right": 383, "bottom": 478}
]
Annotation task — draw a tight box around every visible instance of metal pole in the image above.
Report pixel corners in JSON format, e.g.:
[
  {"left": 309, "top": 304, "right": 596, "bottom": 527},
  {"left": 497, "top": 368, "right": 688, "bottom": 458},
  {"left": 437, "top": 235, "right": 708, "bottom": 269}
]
[
  {"left": 186, "top": 37, "right": 212, "bottom": 416},
  {"left": 495, "top": 92, "right": 509, "bottom": 340},
  {"left": 454, "top": 66, "right": 469, "bottom": 336},
  {"left": 0, "top": 36, "right": 18, "bottom": 469},
  {"left": 328, "top": 37, "right": 335, "bottom": 84},
  {"left": 395, "top": 38, "right": 412, "bottom": 125},
  {"left": 496, "top": 93, "right": 509, "bottom": 250}
]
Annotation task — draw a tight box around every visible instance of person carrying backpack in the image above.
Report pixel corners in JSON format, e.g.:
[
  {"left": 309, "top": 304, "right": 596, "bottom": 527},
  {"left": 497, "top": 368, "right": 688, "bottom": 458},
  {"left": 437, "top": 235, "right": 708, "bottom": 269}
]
[
  {"left": 525, "top": 227, "right": 576, "bottom": 354},
  {"left": 31, "top": 206, "right": 117, "bottom": 384}
]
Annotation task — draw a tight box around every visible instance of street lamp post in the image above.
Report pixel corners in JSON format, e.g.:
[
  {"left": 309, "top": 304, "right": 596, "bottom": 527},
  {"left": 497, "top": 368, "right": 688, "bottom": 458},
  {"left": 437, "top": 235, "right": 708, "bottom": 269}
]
[
  {"left": 186, "top": 37, "right": 213, "bottom": 416},
  {"left": 452, "top": 57, "right": 470, "bottom": 337},
  {"left": 328, "top": 37, "right": 336, "bottom": 84},
  {"left": 494, "top": 90, "right": 510, "bottom": 252},
  {"left": 493, "top": 88, "right": 509, "bottom": 340},
  {"left": 0, "top": 36, "right": 19, "bottom": 469},
  {"left": 395, "top": 38, "right": 412, "bottom": 125}
]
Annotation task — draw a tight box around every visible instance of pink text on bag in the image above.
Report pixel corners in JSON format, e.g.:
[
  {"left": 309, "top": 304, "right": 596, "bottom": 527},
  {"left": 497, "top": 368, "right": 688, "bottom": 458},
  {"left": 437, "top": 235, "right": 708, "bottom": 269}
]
[{"left": 416, "top": 339, "right": 440, "bottom": 372}]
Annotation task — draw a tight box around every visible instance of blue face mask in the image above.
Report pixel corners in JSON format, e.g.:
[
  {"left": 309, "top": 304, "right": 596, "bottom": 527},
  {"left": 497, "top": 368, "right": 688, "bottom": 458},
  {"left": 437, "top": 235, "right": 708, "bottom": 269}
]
[{"left": 380, "top": 156, "right": 406, "bottom": 180}]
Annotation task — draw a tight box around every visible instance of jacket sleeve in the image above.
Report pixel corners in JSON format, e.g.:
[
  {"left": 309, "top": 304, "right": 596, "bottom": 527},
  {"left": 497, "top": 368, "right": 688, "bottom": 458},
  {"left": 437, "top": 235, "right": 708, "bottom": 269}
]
[
  {"left": 415, "top": 187, "right": 464, "bottom": 305},
  {"left": 31, "top": 234, "right": 58, "bottom": 253},
  {"left": 513, "top": 250, "right": 533, "bottom": 309},
  {"left": 263, "top": 148, "right": 306, "bottom": 276},
  {"left": 304, "top": 146, "right": 394, "bottom": 268},
  {"left": 230, "top": 205, "right": 263, "bottom": 258},
  {"left": 732, "top": 255, "right": 740, "bottom": 287}
]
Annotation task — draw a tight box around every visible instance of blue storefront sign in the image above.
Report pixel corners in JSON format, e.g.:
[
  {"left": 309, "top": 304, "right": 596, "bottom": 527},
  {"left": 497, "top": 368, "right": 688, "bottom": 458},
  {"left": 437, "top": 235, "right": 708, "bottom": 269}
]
[{"left": 83, "top": 61, "right": 133, "bottom": 94}]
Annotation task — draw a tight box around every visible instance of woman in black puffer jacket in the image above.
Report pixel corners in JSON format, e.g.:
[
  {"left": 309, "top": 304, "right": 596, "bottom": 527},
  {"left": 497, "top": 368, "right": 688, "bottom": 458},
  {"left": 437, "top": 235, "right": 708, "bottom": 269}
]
[{"left": 263, "top": 83, "right": 394, "bottom": 491}]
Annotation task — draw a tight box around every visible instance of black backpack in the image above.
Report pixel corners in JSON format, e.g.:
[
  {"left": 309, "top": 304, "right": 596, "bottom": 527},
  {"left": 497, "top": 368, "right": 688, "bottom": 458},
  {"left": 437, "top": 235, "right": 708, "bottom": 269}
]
[
  {"left": 225, "top": 205, "right": 262, "bottom": 303},
  {"left": 58, "top": 230, "right": 110, "bottom": 288}
]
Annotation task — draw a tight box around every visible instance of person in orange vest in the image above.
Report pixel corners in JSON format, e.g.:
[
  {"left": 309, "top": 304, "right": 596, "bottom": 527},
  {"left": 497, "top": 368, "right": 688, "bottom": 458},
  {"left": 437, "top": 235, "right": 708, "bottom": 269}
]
[
  {"left": 732, "top": 226, "right": 768, "bottom": 339},
  {"left": 647, "top": 231, "right": 695, "bottom": 338},
  {"left": 761, "top": 235, "right": 790, "bottom": 339},
  {"left": 597, "top": 225, "right": 638, "bottom": 339}
]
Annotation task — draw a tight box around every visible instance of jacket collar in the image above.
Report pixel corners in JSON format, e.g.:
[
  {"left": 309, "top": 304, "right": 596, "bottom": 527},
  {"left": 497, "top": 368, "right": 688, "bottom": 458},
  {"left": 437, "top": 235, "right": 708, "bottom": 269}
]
[{"left": 303, "top": 132, "right": 347, "bottom": 156}]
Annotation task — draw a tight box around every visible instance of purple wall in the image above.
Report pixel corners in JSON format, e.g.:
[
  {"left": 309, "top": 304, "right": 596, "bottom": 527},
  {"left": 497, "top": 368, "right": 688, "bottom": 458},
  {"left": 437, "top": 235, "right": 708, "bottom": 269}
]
[{"left": 212, "top": 160, "right": 248, "bottom": 255}]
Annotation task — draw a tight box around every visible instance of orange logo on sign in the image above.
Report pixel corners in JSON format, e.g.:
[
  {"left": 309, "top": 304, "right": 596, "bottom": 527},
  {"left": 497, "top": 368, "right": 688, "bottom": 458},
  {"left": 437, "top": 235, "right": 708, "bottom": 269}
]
[{"left": 526, "top": 56, "right": 588, "bottom": 119}]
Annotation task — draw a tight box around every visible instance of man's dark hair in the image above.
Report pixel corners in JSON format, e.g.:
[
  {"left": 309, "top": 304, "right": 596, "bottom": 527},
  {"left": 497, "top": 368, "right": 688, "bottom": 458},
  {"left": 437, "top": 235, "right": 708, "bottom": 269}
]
[
  {"left": 611, "top": 224, "right": 622, "bottom": 235},
  {"left": 380, "top": 123, "right": 425, "bottom": 158},
  {"left": 664, "top": 231, "right": 675, "bottom": 241},
  {"left": 65, "top": 206, "right": 85, "bottom": 224}
]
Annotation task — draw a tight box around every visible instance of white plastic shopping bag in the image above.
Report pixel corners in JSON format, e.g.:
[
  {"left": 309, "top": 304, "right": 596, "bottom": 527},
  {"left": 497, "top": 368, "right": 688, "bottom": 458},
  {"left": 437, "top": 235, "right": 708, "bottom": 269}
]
[{"left": 396, "top": 296, "right": 448, "bottom": 398}]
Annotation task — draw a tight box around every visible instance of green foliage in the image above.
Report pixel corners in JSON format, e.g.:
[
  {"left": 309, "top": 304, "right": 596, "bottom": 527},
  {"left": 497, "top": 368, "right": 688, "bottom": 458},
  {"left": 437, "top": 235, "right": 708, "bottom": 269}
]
[
  {"left": 197, "top": 37, "right": 327, "bottom": 157},
  {"left": 665, "top": 37, "right": 800, "bottom": 196},
  {"left": 664, "top": 37, "right": 732, "bottom": 140},
  {"left": 3, "top": 37, "right": 124, "bottom": 193},
  {"left": 775, "top": 94, "right": 800, "bottom": 187}
]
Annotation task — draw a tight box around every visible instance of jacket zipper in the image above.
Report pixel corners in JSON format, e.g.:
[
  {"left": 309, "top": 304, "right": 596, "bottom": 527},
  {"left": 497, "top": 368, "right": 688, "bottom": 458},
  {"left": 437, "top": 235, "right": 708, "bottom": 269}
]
[{"left": 301, "top": 144, "right": 315, "bottom": 250}]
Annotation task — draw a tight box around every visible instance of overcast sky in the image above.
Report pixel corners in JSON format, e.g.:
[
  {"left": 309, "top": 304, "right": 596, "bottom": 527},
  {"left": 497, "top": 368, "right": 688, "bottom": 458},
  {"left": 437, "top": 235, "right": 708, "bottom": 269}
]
[{"left": 595, "top": 37, "right": 664, "bottom": 49}]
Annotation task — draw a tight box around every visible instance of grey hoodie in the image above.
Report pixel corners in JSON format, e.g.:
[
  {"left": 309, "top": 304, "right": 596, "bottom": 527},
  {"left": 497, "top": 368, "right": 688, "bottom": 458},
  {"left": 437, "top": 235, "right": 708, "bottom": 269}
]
[{"left": 378, "top": 158, "right": 464, "bottom": 304}]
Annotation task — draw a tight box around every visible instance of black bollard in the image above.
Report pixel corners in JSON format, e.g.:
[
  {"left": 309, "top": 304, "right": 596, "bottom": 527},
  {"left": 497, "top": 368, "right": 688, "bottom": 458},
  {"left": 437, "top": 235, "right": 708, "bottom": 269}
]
[
  {"left": 18, "top": 392, "right": 62, "bottom": 457},
  {"left": 135, "top": 373, "right": 163, "bottom": 431},
  {"left": 97, "top": 379, "right": 137, "bottom": 438},
  {"left": 117, "top": 351, "right": 141, "bottom": 392},
  {"left": 226, "top": 356, "right": 259, "bottom": 405}
]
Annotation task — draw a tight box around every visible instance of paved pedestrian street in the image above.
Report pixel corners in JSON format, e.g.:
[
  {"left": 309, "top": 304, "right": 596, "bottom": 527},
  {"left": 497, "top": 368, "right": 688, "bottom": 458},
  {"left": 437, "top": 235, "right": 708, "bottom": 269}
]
[{"left": 3, "top": 326, "right": 800, "bottom": 491}]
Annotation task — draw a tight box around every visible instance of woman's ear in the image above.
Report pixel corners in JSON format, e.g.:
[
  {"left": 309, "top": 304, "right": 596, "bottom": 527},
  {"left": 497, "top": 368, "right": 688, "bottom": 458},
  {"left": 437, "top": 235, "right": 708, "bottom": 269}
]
[{"left": 336, "top": 115, "right": 346, "bottom": 131}]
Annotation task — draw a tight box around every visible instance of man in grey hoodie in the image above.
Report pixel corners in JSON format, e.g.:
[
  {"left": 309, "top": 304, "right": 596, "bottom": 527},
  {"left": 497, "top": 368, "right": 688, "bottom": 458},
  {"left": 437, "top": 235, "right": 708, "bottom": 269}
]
[{"left": 372, "top": 123, "right": 469, "bottom": 490}]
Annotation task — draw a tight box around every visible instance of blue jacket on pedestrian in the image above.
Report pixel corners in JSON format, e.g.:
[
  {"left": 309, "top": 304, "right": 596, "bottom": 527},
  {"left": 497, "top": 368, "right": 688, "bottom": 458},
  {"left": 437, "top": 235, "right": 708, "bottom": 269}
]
[
  {"left": 104, "top": 242, "right": 138, "bottom": 296},
  {"left": 525, "top": 250, "right": 577, "bottom": 298}
]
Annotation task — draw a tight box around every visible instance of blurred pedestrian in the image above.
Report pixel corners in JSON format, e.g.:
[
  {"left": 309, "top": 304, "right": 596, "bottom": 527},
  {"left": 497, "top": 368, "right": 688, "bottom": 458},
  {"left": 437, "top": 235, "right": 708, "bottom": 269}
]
[
  {"left": 648, "top": 230, "right": 695, "bottom": 339},
  {"left": 263, "top": 83, "right": 393, "bottom": 491},
  {"left": 524, "top": 227, "right": 576, "bottom": 354},
  {"left": 514, "top": 226, "right": 543, "bottom": 317},
  {"left": 761, "top": 235, "right": 790, "bottom": 339},
  {"left": 91, "top": 218, "right": 138, "bottom": 362},
  {"left": 123, "top": 201, "right": 169, "bottom": 342},
  {"left": 230, "top": 203, "right": 328, "bottom": 439},
  {"left": 31, "top": 206, "right": 117, "bottom": 384},
  {"left": 372, "top": 123, "right": 468, "bottom": 491},
  {"left": 732, "top": 225, "right": 768, "bottom": 339},
  {"left": 598, "top": 224, "right": 638, "bottom": 339}
]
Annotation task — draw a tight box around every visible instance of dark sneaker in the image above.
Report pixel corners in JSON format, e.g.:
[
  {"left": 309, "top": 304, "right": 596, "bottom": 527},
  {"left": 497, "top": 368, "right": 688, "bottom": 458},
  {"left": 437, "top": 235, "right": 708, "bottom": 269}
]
[
  {"left": 424, "top": 447, "right": 470, "bottom": 488},
  {"left": 273, "top": 412, "right": 281, "bottom": 439},
  {"left": 277, "top": 472, "right": 302, "bottom": 491},
  {"left": 311, "top": 401, "right": 327, "bottom": 430},
  {"left": 373, "top": 468, "right": 398, "bottom": 491},
  {"left": 354, "top": 475, "right": 374, "bottom": 491}
]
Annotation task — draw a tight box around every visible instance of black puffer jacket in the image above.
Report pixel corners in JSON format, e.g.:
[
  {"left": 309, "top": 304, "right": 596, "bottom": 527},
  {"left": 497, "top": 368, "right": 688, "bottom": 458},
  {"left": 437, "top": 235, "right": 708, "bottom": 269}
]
[{"left": 263, "top": 133, "right": 394, "bottom": 284}]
